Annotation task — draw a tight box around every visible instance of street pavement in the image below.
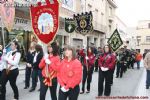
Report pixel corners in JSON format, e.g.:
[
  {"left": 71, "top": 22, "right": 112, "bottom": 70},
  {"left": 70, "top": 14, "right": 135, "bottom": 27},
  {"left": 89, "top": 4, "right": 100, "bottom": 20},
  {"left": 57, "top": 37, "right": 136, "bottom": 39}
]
[{"left": 5, "top": 61, "right": 150, "bottom": 100}]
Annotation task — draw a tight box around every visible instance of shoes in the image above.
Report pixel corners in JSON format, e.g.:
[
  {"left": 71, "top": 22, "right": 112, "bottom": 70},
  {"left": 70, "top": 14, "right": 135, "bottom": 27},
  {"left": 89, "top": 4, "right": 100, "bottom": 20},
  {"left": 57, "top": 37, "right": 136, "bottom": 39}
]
[
  {"left": 24, "top": 86, "right": 29, "bottom": 89},
  {"left": 38, "top": 88, "right": 40, "bottom": 91},
  {"left": 29, "top": 88, "right": 35, "bottom": 92},
  {"left": 86, "top": 90, "right": 90, "bottom": 93},
  {"left": 13, "top": 98, "right": 18, "bottom": 100},
  {"left": 80, "top": 91, "right": 84, "bottom": 94},
  {"left": 146, "top": 86, "right": 149, "bottom": 89}
]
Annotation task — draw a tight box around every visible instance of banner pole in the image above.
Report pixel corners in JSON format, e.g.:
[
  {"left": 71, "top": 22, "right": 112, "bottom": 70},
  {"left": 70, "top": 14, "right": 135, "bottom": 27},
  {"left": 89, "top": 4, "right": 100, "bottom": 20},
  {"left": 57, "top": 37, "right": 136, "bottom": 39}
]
[{"left": 1, "top": 20, "right": 5, "bottom": 48}]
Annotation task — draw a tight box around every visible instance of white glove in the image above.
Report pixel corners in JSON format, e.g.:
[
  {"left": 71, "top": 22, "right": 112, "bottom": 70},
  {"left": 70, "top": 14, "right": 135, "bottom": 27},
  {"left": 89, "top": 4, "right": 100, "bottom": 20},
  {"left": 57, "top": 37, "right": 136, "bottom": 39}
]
[
  {"left": 44, "top": 54, "right": 49, "bottom": 59},
  {"left": 3, "top": 49, "right": 6, "bottom": 53},
  {"left": 101, "top": 67, "right": 109, "bottom": 71},
  {"left": 85, "top": 56, "right": 89, "bottom": 60},
  {"left": 27, "top": 63, "right": 32, "bottom": 67},
  {"left": 45, "top": 59, "right": 51, "bottom": 65},
  {"left": 4, "top": 56, "right": 8, "bottom": 61},
  {"left": 61, "top": 86, "right": 69, "bottom": 92}
]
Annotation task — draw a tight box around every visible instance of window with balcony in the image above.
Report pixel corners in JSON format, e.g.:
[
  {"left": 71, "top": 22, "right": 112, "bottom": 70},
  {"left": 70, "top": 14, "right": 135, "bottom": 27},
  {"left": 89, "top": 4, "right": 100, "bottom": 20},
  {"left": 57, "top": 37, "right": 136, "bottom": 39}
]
[
  {"left": 94, "top": 9, "right": 98, "bottom": 21},
  {"left": 88, "top": 4, "right": 92, "bottom": 12},
  {"left": 146, "top": 36, "right": 150, "bottom": 42},
  {"left": 109, "top": 7, "right": 112, "bottom": 16},
  {"left": 109, "top": 25, "right": 112, "bottom": 33}
]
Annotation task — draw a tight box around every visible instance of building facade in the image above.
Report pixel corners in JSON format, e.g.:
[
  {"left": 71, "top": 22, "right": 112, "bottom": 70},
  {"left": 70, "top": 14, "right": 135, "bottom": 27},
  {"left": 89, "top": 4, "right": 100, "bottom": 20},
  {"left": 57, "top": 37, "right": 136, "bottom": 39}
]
[
  {"left": 0, "top": 0, "right": 118, "bottom": 54},
  {"left": 136, "top": 20, "right": 150, "bottom": 54}
]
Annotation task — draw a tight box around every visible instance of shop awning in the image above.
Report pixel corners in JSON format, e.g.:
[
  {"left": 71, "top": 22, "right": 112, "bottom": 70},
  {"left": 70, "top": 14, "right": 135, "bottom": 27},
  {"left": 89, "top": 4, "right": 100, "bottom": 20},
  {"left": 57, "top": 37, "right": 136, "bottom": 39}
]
[{"left": 0, "top": 16, "right": 32, "bottom": 31}]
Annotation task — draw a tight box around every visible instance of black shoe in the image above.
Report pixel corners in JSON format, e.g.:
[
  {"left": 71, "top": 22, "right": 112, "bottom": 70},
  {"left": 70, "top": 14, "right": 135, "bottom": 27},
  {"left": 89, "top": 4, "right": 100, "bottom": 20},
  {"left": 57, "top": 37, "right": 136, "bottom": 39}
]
[
  {"left": 116, "top": 76, "right": 119, "bottom": 78},
  {"left": 13, "top": 98, "right": 18, "bottom": 100},
  {"left": 80, "top": 91, "right": 84, "bottom": 94},
  {"left": 24, "top": 86, "right": 29, "bottom": 89},
  {"left": 98, "top": 94, "right": 102, "bottom": 96},
  {"left": 86, "top": 90, "right": 90, "bottom": 93},
  {"left": 146, "top": 86, "right": 149, "bottom": 89},
  {"left": 38, "top": 88, "right": 40, "bottom": 91},
  {"left": 29, "top": 88, "right": 35, "bottom": 92}
]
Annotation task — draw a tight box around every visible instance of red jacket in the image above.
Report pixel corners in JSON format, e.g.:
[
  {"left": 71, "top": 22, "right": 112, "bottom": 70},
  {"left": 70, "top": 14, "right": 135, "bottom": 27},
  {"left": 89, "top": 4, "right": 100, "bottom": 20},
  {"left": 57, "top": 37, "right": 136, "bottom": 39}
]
[
  {"left": 39, "top": 55, "right": 60, "bottom": 79},
  {"left": 57, "top": 59, "right": 82, "bottom": 89},
  {"left": 79, "top": 49, "right": 86, "bottom": 57},
  {"left": 135, "top": 53, "right": 142, "bottom": 61},
  {"left": 98, "top": 53, "right": 116, "bottom": 70},
  {"left": 84, "top": 53, "right": 95, "bottom": 67}
]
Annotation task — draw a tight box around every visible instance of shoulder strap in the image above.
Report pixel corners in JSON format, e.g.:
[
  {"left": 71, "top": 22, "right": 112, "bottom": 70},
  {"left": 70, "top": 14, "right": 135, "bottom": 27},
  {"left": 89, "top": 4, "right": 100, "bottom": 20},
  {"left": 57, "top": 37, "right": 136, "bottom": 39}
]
[{"left": 102, "top": 54, "right": 111, "bottom": 65}]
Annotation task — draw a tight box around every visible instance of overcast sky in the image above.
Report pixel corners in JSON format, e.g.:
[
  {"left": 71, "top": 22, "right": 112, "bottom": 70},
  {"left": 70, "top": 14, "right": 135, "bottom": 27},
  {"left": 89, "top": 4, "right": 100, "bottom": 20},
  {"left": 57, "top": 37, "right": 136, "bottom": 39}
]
[{"left": 115, "top": 0, "right": 150, "bottom": 27}]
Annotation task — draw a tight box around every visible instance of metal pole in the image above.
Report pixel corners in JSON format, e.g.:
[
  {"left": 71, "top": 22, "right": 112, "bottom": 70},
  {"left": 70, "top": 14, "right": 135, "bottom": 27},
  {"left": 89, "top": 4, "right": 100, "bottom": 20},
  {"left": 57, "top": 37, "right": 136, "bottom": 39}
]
[{"left": 1, "top": 19, "right": 5, "bottom": 48}]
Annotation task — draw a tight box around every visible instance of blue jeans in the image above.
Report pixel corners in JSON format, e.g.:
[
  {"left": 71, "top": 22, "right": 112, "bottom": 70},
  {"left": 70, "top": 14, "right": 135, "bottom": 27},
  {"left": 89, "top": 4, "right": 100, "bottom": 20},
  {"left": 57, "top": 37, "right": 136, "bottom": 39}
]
[
  {"left": 137, "top": 61, "right": 140, "bottom": 69},
  {"left": 146, "top": 70, "right": 150, "bottom": 86}
]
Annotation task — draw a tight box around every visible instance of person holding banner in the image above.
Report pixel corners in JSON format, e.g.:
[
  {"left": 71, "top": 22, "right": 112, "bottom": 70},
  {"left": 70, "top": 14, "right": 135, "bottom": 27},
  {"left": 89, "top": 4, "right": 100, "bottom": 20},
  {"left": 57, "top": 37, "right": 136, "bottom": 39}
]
[
  {"left": 58, "top": 46, "right": 82, "bottom": 100},
  {"left": 29, "top": 44, "right": 43, "bottom": 92},
  {"left": 80, "top": 47, "right": 95, "bottom": 94},
  {"left": 24, "top": 42, "right": 36, "bottom": 89},
  {"left": 0, "top": 41, "right": 21, "bottom": 100},
  {"left": 39, "top": 42, "right": 60, "bottom": 100},
  {"left": 98, "top": 45, "right": 116, "bottom": 96}
]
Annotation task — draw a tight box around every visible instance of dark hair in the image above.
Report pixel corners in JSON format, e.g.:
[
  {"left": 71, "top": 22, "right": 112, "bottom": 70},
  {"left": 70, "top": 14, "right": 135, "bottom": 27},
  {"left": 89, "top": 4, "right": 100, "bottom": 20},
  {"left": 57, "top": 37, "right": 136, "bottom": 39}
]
[
  {"left": 87, "top": 46, "right": 94, "bottom": 55},
  {"left": 35, "top": 44, "right": 43, "bottom": 53},
  {"left": 103, "top": 45, "right": 112, "bottom": 54},
  {"left": 13, "top": 41, "right": 20, "bottom": 52},
  {"left": 48, "top": 42, "right": 59, "bottom": 56},
  {"left": 98, "top": 47, "right": 102, "bottom": 49},
  {"left": 64, "top": 45, "right": 76, "bottom": 60}
]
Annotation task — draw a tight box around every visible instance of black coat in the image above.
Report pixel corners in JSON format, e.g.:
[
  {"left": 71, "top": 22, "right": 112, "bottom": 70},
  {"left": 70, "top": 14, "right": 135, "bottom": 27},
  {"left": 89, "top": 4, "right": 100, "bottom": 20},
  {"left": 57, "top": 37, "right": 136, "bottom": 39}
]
[
  {"left": 32, "top": 52, "right": 43, "bottom": 70},
  {"left": 26, "top": 51, "right": 36, "bottom": 65}
]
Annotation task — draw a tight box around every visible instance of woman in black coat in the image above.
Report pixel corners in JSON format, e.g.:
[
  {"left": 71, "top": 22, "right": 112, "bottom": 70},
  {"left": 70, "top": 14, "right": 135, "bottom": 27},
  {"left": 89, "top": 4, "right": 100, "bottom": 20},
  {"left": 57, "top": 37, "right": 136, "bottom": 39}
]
[
  {"left": 29, "top": 44, "right": 44, "bottom": 92},
  {"left": 24, "top": 42, "right": 36, "bottom": 89}
]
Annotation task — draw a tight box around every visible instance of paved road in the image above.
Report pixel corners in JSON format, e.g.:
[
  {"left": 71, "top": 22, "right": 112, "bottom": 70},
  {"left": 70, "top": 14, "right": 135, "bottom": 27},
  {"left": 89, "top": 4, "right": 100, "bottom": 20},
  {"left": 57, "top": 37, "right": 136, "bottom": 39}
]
[{"left": 5, "top": 61, "right": 150, "bottom": 100}]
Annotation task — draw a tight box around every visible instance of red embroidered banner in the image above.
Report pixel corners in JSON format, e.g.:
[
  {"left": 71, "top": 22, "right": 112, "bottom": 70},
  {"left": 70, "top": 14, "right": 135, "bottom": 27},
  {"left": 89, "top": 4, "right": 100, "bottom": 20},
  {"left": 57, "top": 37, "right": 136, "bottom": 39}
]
[{"left": 30, "top": 0, "right": 59, "bottom": 44}]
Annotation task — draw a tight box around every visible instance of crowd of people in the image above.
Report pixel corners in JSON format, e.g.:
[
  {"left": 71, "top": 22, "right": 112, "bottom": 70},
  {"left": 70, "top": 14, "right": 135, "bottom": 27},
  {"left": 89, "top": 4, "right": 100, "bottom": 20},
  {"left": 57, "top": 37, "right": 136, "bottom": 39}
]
[{"left": 0, "top": 41, "right": 148, "bottom": 100}]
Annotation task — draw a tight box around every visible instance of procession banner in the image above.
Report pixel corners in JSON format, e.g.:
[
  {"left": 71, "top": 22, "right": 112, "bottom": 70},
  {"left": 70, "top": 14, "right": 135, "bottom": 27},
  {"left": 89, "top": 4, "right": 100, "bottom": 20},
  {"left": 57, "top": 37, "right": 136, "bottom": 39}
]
[
  {"left": 107, "top": 29, "right": 123, "bottom": 51},
  {"left": 74, "top": 11, "right": 93, "bottom": 35},
  {"left": 65, "top": 18, "right": 76, "bottom": 33},
  {"left": 30, "top": 0, "right": 59, "bottom": 44},
  {"left": 0, "top": 0, "right": 15, "bottom": 32}
]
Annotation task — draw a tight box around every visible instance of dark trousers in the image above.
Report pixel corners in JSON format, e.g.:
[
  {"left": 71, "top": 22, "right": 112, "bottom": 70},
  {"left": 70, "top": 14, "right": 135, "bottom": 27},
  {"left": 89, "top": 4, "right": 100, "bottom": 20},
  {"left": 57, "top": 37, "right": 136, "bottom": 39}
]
[
  {"left": 25, "top": 66, "right": 32, "bottom": 87},
  {"left": 110, "top": 68, "right": 115, "bottom": 84},
  {"left": 0, "top": 69, "right": 19, "bottom": 100},
  {"left": 40, "top": 78, "right": 57, "bottom": 100},
  {"left": 116, "top": 63, "right": 124, "bottom": 78},
  {"left": 98, "top": 69, "right": 112, "bottom": 96},
  {"left": 130, "top": 60, "right": 135, "bottom": 69},
  {"left": 80, "top": 57, "right": 84, "bottom": 65},
  {"left": 31, "top": 69, "right": 42, "bottom": 89},
  {"left": 81, "top": 65, "right": 94, "bottom": 92},
  {"left": 0, "top": 71, "right": 1, "bottom": 78},
  {"left": 146, "top": 70, "right": 150, "bottom": 87},
  {"left": 95, "top": 59, "right": 99, "bottom": 72},
  {"left": 137, "top": 61, "right": 140, "bottom": 69},
  {"left": 58, "top": 85, "right": 80, "bottom": 100}
]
